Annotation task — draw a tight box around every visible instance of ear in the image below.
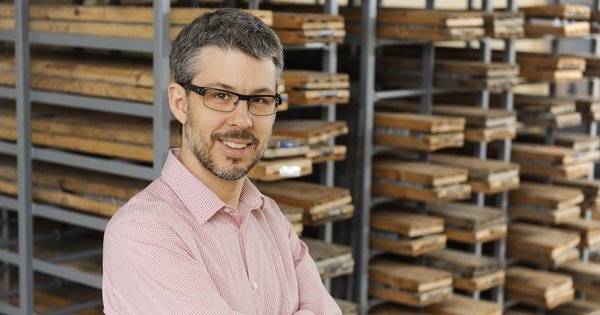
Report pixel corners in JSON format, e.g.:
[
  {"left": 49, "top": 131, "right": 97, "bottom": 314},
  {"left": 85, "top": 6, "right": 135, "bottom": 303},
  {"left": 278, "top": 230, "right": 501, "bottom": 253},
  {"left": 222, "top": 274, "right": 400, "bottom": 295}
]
[{"left": 168, "top": 82, "right": 188, "bottom": 125}]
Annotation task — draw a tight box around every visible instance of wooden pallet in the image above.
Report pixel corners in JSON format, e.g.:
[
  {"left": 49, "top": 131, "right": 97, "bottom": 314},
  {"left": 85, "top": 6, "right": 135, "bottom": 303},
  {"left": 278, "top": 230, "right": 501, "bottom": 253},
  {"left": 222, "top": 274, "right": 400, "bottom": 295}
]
[
  {"left": 431, "top": 154, "right": 520, "bottom": 194},
  {"left": 303, "top": 238, "right": 353, "bottom": 279},
  {"left": 483, "top": 11, "right": 524, "bottom": 38},
  {"left": 426, "top": 294, "right": 502, "bottom": 315},
  {"left": 369, "top": 257, "right": 453, "bottom": 307},
  {"left": 507, "top": 223, "right": 580, "bottom": 267},
  {"left": 257, "top": 180, "right": 352, "bottom": 225},
  {"left": 248, "top": 157, "right": 312, "bottom": 181},
  {"left": 506, "top": 267, "right": 574, "bottom": 309},
  {"left": 273, "top": 120, "right": 348, "bottom": 145}
]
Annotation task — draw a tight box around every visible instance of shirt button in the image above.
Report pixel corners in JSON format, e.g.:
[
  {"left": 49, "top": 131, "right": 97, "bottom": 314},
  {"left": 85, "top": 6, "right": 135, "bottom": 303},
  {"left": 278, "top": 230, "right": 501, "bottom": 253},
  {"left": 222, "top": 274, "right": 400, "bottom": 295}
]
[
  {"left": 252, "top": 282, "right": 259, "bottom": 289},
  {"left": 224, "top": 208, "right": 231, "bottom": 213}
]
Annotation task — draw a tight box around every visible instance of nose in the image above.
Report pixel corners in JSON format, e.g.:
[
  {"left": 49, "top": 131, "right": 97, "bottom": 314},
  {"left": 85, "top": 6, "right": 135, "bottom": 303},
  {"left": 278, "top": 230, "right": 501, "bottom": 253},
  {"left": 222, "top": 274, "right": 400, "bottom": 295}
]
[{"left": 228, "top": 99, "right": 253, "bottom": 129}]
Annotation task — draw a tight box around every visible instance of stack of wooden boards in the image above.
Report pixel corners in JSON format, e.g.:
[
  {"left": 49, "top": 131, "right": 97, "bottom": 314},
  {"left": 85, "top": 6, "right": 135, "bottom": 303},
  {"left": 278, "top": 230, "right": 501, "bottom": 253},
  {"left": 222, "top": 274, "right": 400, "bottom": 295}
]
[
  {"left": 573, "top": 96, "right": 600, "bottom": 122},
  {"left": 272, "top": 13, "right": 344, "bottom": 45},
  {"left": 507, "top": 222, "right": 581, "bottom": 267},
  {"left": 509, "top": 182, "right": 584, "bottom": 225},
  {"left": 369, "top": 256, "right": 453, "bottom": 307},
  {"left": 558, "top": 260, "right": 600, "bottom": 301},
  {"left": 370, "top": 203, "right": 446, "bottom": 257},
  {"left": 512, "top": 94, "right": 583, "bottom": 128},
  {"left": 426, "top": 249, "right": 504, "bottom": 294},
  {"left": 257, "top": 181, "right": 353, "bottom": 225},
  {"left": 506, "top": 267, "right": 575, "bottom": 309},
  {"left": 376, "top": 100, "right": 517, "bottom": 143},
  {"left": 0, "top": 154, "right": 147, "bottom": 218},
  {"left": 302, "top": 238, "right": 354, "bottom": 279},
  {"left": 517, "top": 53, "right": 586, "bottom": 83},
  {"left": 373, "top": 110, "right": 465, "bottom": 152},
  {"left": 343, "top": 9, "right": 485, "bottom": 41},
  {"left": 0, "top": 4, "right": 273, "bottom": 39},
  {"left": 483, "top": 11, "right": 525, "bottom": 38},
  {"left": 520, "top": 4, "right": 590, "bottom": 38},
  {"left": 282, "top": 71, "right": 350, "bottom": 106},
  {"left": 427, "top": 202, "right": 507, "bottom": 244},
  {"left": 377, "top": 54, "right": 519, "bottom": 93},
  {"left": 555, "top": 178, "right": 600, "bottom": 220},
  {"left": 369, "top": 295, "right": 501, "bottom": 315}
]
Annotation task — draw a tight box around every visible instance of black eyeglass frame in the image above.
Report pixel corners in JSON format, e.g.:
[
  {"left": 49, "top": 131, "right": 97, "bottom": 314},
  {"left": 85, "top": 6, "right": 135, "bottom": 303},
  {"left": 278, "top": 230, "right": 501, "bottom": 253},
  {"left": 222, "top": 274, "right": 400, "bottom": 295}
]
[{"left": 179, "top": 82, "right": 282, "bottom": 116}]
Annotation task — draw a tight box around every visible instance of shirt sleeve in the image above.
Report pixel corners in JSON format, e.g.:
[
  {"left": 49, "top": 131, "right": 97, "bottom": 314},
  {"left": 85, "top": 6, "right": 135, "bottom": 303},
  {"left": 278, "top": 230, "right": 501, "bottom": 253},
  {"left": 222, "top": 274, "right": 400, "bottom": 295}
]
[
  {"left": 102, "top": 211, "right": 244, "bottom": 315},
  {"left": 286, "top": 219, "right": 342, "bottom": 315}
]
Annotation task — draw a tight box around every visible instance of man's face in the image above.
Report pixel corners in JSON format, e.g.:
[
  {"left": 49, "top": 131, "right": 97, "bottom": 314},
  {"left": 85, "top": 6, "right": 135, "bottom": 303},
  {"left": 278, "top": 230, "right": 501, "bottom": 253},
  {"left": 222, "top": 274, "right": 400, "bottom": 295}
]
[{"left": 184, "top": 46, "right": 276, "bottom": 180}]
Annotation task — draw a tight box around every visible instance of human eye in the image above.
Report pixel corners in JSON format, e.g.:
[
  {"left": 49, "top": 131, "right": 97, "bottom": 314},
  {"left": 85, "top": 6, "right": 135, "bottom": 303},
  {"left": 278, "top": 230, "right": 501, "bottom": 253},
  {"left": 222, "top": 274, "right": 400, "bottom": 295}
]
[{"left": 249, "top": 96, "right": 272, "bottom": 105}]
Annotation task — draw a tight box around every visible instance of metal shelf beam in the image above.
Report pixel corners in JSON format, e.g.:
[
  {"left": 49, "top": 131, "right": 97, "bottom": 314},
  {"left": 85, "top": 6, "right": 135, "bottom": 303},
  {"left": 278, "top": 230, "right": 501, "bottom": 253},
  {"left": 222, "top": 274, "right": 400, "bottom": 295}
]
[
  {"left": 0, "top": 195, "right": 18, "bottom": 212},
  {"left": 31, "top": 91, "right": 154, "bottom": 118},
  {"left": 32, "top": 147, "right": 156, "bottom": 181},
  {"left": 0, "top": 301, "right": 20, "bottom": 315},
  {"left": 0, "top": 86, "right": 15, "bottom": 99},
  {"left": 34, "top": 259, "right": 102, "bottom": 290},
  {"left": 30, "top": 32, "right": 153, "bottom": 53},
  {"left": 0, "top": 141, "right": 16, "bottom": 156},
  {"left": 0, "top": 31, "right": 14, "bottom": 42},
  {"left": 33, "top": 204, "right": 109, "bottom": 232}
]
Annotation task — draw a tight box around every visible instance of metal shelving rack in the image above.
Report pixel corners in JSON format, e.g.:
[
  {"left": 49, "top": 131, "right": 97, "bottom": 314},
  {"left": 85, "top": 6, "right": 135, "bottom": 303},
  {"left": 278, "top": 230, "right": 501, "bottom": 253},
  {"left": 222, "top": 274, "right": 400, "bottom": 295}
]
[
  {"left": 354, "top": 0, "right": 517, "bottom": 314},
  {"left": 0, "top": 0, "right": 172, "bottom": 313}
]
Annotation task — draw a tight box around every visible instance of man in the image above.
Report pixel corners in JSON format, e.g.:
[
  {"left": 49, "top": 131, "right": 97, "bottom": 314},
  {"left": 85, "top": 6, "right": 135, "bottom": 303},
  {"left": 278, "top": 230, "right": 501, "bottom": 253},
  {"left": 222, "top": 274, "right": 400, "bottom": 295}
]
[{"left": 102, "top": 7, "right": 342, "bottom": 315}]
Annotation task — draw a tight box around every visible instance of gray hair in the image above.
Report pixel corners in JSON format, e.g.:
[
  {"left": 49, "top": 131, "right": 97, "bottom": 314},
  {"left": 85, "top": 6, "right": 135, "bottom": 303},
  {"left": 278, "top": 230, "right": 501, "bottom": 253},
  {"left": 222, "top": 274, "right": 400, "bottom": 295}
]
[{"left": 170, "top": 7, "right": 284, "bottom": 86}]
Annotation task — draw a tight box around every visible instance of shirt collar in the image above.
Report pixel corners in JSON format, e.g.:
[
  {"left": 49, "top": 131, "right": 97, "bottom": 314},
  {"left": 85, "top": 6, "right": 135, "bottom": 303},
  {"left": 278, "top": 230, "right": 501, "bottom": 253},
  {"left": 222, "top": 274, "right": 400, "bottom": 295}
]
[{"left": 161, "top": 149, "right": 265, "bottom": 226}]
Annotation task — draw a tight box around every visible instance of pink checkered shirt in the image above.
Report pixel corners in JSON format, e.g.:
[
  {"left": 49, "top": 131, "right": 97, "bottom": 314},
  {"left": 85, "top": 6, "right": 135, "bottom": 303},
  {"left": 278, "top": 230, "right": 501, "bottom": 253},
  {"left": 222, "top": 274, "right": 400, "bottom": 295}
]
[{"left": 102, "top": 149, "right": 341, "bottom": 314}]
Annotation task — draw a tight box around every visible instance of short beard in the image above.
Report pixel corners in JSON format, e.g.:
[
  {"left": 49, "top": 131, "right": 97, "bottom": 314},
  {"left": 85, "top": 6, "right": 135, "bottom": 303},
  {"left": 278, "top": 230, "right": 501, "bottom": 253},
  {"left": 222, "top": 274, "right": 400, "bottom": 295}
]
[{"left": 184, "top": 100, "right": 264, "bottom": 181}]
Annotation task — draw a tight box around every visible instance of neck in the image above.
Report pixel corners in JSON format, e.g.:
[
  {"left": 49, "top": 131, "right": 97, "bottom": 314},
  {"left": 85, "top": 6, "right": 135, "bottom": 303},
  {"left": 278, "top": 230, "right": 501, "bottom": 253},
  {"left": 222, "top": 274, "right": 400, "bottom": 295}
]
[{"left": 178, "top": 147, "right": 244, "bottom": 209}]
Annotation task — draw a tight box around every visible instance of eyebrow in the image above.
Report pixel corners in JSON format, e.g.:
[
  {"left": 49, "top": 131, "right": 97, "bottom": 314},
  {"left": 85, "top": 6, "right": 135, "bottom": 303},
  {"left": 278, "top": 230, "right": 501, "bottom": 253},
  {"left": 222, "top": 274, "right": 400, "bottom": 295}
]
[{"left": 204, "top": 82, "right": 276, "bottom": 95}]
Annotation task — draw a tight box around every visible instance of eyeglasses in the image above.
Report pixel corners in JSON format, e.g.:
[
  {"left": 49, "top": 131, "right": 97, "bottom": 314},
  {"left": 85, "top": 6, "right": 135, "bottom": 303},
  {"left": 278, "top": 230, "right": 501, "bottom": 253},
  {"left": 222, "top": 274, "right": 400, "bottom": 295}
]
[{"left": 180, "top": 83, "right": 281, "bottom": 116}]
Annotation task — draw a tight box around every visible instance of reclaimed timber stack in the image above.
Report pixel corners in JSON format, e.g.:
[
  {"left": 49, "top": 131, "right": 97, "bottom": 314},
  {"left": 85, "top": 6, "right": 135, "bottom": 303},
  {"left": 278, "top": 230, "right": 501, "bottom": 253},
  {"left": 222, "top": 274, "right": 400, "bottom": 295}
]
[
  {"left": 509, "top": 182, "right": 584, "bottom": 225},
  {"left": 0, "top": 4, "right": 273, "bottom": 39},
  {"left": 370, "top": 203, "right": 446, "bottom": 257},
  {"left": 257, "top": 181, "right": 353, "bottom": 226},
  {"left": 574, "top": 96, "right": 600, "bottom": 123},
  {"left": 272, "top": 119, "right": 348, "bottom": 164},
  {"left": 511, "top": 143, "right": 592, "bottom": 180},
  {"left": 0, "top": 103, "right": 179, "bottom": 163},
  {"left": 513, "top": 94, "right": 582, "bottom": 129},
  {"left": 302, "top": 238, "right": 354, "bottom": 279},
  {"left": 343, "top": 9, "right": 485, "bottom": 41},
  {"left": 430, "top": 153, "right": 520, "bottom": 195},
  {"left": 271, "top": 12, "right": 344, "bottom": 45},
  {"left": 373, "top": 111, "right": 465, "bottom": 151},
  {"left": 483, "top": 11, "right": 524, "bottom": 39},
  {"left": 369, "top": 256, "right": 453, "bottom": 307},
  {"left": 554, "top": 178, "right": 600, "bottom": 219},
  {"left": 376, "top": 100, "right": 517, "bottom": 143},
  {"left": 517, "top": 53, "right": 586, "bottom": 83},
  {"left": 426, "top": 249, "right": 504, "bottom": 294},
  {"left": 558, "top": 260, "right": 600, "bottom": 303},
  {"left": 372, "top": 159, "right": 471, "bottom": 202},
  {"left": 427, "top": 202, "right": 506, "bottom": 245},
  {"left": 0, "top": 155, "right": 147, "bottom": 218},
  {"left": 377, "top": 56, "right": 518, "bottom": 93},
  {"left": 283, "top": 71, "right": 349, "bottom": 106},
  {"left": 507, "top": 222, "right": 581, "bottom": 268},
  {"left": 520, "top": 4, "right": 591, "bottom": 38},
  {"left": 506, "top": 267, "right": 575, "bottom": 309}
]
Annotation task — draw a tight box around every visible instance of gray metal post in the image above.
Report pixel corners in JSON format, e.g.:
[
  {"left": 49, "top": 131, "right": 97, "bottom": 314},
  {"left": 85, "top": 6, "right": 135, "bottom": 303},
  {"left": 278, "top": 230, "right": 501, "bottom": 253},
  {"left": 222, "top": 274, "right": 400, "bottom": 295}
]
[
  {"left": 15, "top": 0, "right": 34, "bottom": 313},
  {"left": 355, "top": 0, "right": 377, "bottom": 312},
  {"left": 153, "top": 0, "right": 171, "bottom": 178}
]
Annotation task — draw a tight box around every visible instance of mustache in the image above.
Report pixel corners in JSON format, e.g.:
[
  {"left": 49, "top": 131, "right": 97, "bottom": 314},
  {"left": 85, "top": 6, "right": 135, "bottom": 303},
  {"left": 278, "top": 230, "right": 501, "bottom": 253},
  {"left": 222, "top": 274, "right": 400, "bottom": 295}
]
[{"left": 211, "top": 129, "right": 259, "bottom": 145}]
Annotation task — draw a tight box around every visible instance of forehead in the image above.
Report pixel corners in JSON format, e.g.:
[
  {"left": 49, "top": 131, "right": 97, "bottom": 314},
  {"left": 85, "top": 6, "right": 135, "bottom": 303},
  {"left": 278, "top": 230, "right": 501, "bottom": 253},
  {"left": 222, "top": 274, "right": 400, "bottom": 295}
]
[{"left": 192, "top": 46, "right": 276, "bottom": 90}]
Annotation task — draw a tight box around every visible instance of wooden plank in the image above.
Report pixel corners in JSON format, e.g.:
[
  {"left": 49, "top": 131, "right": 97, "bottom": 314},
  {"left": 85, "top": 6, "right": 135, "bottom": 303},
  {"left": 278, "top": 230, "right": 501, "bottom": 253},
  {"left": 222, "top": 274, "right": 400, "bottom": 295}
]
[
  {"left": 510, "top": 182, "right": 584, "bottom": 209},
  {"left": 483, "top": 12, "right": 524, "bottom": 38},
  {"left": 524, "top": 22, "right": 590, "bottom": 38},
  {"left": 275, "top": 29, "right": 345, "bottom": 45},
  {"left": 257, "top": 180, "right": 351, "bottom": 215},
  {"left": 304, "top": 204, "right": 354, "bottom": 225},
  {"left": 426, "top": 202, "right": 504, "bottom": 230},
  {"left": 426, "top": 249, "right": 502, "bottom": 278},
  {"left": 375, "top": 112, "right": 464, "bottom": 133},
  {"left": 263, "top": 137, "right": 310, "bottom": 159},
  {"left": 445, "top": 224, "right": 507, "bottom": 244},
  {"left": 273, "top": 120, "right": 348, "bottom": 145},
  {"left": 512, "top": 144, "right": 578, "bottom": 165},
  {"left": 377, "top": 24, "right": 484, "bottom": 41},
  {"left": 517, "top": 130, "right": 600, "bottom": 152},
  {"left": 517, "top": 53, "right": 586, "bottom": 71},
  {"left": 520, "top": 5, "right": 591, "bottom": 20},
  {"left": 553, "top": 178, "right": 600, "bottom": 199},
  {"left": 303, "top": 238, "right": 353, "bottom": 279},
  {"left": 513, "top": 94, "right": 577, "bottom": 114},
  {"left": 280, "top": 204, "right": 303, "bottom": 223},
  {"left": 373, "top": 160, "right": 468, "bottom": 186},
  {"left": 369, "top": 257, "right": 453, "bottom": 292},
  {"left": 426, "top": 294, "right": 501, "bottom": 315},
  {"left": 374, "top": 10, "right": 484, "bottom": 27},
  {"left": 248, "top": 158, "right": 312, "bottom": 181},
  {"left": 286, "top": 89, "right": 349, "bottom": 105},
  {"left": 509, "top": 205, "right": 581, "bottom": 225},
  {"left": 518, "top": 112, "right": 583, "bottom": 129},
  {"left": 430, "top": 153, "right": 518, "bottom": 181},
  {"left": 464, "top": 125, "right": 516, "bottom": 142},
  {"left": 334, "top": 298, "right": 358, "bottom": 315},
  {"left": 548, "top": 300, "right": 600, "bottom": 315},
  {"left": 371, "top": 208, "right": 443, "bottom": 237},
  {"left": 508, "top": 223, "right": 580, "bottom": 260},
  {"left": 506, "top": 267, "right": 574, "bottom": 309},
  {"left": 558, "top": 260, "right": 600, "bottom": 288},
  {"left": 272, "top": 12, "right": 343, "bottom": 30},
  {"left": 370, "top": 233, "right": 446, "bottom": 257},
  {"left": 283, "top": 70, "right": 349, "bottom": 89},
  {"left": 374, "top": 131, "right": 464, "bottom": 151},
  {"left": 453, "top": 270, "right": 505, "bottom": 292}
]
